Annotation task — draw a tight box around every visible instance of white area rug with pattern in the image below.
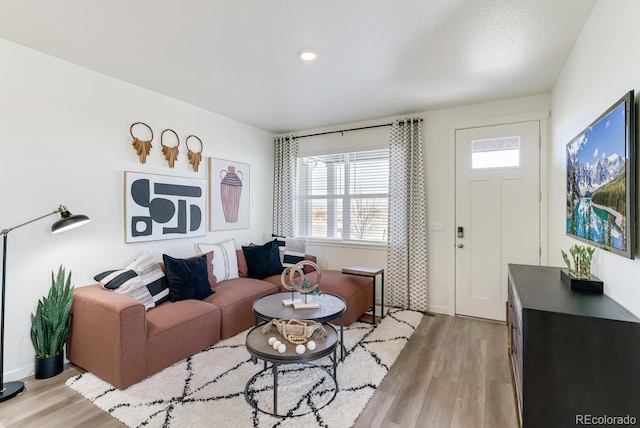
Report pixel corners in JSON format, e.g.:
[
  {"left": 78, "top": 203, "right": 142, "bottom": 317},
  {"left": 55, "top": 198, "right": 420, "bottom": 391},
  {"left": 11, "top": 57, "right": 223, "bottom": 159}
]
[{"left": 66, "top": 308, "right": 423, "bottom": 427}]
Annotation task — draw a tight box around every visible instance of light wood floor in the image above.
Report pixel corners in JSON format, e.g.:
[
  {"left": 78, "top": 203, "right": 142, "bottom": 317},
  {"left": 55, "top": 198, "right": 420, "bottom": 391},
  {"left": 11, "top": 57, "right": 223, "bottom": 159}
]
[
  {"left": 0, "top": 314, "right": 517, "bottom": 428},
  {"left": 354, "top": 314, "right": 517, "bottom": 427}
]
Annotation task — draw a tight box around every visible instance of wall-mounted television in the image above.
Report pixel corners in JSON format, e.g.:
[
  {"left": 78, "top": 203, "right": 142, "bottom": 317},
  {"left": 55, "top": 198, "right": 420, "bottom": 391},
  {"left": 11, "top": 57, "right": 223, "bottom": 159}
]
[{"left": 566, "top": 90, "right": 635, "bottom": 259}]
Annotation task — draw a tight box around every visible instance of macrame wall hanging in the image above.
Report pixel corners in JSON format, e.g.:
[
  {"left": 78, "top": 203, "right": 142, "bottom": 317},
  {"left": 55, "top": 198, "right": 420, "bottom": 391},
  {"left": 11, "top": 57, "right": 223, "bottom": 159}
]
[
  {"left": 161, "top": 128, "right": 180, "bottom": 168},
  {"left": 185, "top": 135, "right": 203, "bottom": 172},
  {"left": 130, "top": 122, "right": 154, "bottom": 164}
]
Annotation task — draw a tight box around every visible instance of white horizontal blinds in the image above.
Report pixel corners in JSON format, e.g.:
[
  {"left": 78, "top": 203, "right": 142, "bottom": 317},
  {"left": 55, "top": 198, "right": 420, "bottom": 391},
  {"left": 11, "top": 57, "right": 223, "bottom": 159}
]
[
  {"left": 347, "top": 150, "right": 389, "bottom": 241},
  {"left": 296, "top": 149, "right": 389, "bottom": 242},
  {"left": 305, "top": 153, "right": 344, "bottom": 196}
]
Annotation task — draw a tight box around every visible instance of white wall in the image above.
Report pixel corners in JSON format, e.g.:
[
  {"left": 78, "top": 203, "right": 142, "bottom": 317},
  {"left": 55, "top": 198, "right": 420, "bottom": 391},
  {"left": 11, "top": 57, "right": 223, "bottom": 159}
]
[
  {"left": 0, "top": 39, "right": 274, "bottom": 381},
  {"left": 289, "top": 93, "right": 550, "bottom": 315},
  {"left": 550, "top": 0, "right": 640, "bottom": 316}
]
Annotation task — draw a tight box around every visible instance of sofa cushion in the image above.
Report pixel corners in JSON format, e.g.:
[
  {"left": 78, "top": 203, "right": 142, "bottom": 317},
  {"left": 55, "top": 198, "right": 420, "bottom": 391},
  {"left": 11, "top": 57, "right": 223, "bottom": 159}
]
[
  {"left": 146, "top": 299, "right": 221, "bottom": 375},
  {"left": 198, "top": 239, "right": 239, "bottom": 282},
  {"left": 300, "top": 270, "right": 374, "bottom": 326},
  {"left": 242, "top": 239, "right": 283, "bottom": 279},
  {"left": 163, "top": 254, "right": 214, "bottom": 302},
  {"left": 94, "top": 269, "right": 155, "bottom": 310},
  {"left": 199, "top": 251, "right": 217, "bottom": 289},
  {"left": 237, "top": 249, "right": 249, "bottom": 278},
  {"left": 203, "top": 278, "right": 278, "bottom": 339}
]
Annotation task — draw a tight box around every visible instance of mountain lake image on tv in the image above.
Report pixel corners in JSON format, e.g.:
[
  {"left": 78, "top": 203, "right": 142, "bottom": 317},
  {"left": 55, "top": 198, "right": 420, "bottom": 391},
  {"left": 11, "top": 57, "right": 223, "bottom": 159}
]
[{"left": 566, "top": 91, "right": 635, "bottom": 259}]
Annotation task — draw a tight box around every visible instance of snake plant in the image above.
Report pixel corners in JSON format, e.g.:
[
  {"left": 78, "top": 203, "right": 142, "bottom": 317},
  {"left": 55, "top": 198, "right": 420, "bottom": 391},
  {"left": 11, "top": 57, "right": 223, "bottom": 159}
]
[{"left": 30, "top": 266, "right": 74, "bottom": 358}]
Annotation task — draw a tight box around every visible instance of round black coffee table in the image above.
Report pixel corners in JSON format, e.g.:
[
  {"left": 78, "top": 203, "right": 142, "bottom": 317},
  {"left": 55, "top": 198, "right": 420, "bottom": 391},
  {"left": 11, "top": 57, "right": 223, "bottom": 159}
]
[
  {"left": 252, "top": 292, "right": 346, "bottom": 360},
  {"left": 244, "top": 323, "right": 338, "bottom": 417}
]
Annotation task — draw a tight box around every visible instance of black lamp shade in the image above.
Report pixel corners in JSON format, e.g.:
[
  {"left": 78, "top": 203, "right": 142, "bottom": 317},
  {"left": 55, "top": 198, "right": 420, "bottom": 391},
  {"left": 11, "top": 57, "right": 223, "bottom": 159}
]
[{"left": 51, "top": 207, "right": 90, "bottom": 234}]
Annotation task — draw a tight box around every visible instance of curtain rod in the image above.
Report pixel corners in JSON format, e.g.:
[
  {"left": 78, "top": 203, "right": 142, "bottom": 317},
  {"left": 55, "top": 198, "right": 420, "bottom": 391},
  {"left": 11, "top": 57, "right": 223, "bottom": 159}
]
[{"left": 293, "top": 118, "right": 423, "bottom": 140}]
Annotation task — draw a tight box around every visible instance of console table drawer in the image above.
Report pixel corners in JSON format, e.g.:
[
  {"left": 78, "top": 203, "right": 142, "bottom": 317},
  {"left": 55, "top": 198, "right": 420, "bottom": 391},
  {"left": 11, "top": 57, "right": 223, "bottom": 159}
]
[{"left": 507, "top": 282, "right": 523, "bottom": 420}]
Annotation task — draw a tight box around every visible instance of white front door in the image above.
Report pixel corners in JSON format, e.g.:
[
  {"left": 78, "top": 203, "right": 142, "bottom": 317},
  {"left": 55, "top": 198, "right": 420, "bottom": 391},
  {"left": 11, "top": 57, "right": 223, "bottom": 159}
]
[{"left": 455, "top": 121, "right": 541, "bottom": 321}]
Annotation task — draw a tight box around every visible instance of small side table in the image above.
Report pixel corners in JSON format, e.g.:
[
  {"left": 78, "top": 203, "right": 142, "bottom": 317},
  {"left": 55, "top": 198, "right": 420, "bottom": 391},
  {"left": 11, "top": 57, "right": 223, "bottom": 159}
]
[
  {"left": 245, "top": 323, "right": 339, "bottom": 417},
  {"left": 341, "top": 266, "right": 384, "bottom": 324}
]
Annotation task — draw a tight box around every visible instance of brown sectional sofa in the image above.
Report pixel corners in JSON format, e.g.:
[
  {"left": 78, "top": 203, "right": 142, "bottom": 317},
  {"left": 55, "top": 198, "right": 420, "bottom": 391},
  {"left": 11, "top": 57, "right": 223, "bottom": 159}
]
[{"left": 67, "top": 250, "right": 373, "bottom": 389}]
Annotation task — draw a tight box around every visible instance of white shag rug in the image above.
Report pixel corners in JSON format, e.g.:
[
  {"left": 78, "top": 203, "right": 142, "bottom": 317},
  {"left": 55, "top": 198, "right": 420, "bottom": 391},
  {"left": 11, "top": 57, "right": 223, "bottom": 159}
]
[{"left": 66, "top": 308, "right": 423, "bottom": 427}]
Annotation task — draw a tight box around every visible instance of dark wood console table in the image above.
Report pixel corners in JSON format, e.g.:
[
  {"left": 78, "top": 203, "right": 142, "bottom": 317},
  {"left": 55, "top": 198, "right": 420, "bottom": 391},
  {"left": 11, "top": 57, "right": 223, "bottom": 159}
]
[{"left": 507, "top": 264, "right": 640, "bottom": 428}]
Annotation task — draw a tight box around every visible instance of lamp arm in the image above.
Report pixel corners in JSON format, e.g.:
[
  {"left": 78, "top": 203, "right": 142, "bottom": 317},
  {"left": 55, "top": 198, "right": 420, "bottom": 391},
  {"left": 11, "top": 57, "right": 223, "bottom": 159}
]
[
  {"left": 0, "top": 204, "right": 86, "bottom": 400},
  {"left": 0, "top": 208, "right": 61, "bottom": 236}
]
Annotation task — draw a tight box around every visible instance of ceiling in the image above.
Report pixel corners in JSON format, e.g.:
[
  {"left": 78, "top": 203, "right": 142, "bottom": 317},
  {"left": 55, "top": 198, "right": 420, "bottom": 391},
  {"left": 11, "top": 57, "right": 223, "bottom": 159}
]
[{"left": 0, "top": 0, "right": 597, "bottom": 134}]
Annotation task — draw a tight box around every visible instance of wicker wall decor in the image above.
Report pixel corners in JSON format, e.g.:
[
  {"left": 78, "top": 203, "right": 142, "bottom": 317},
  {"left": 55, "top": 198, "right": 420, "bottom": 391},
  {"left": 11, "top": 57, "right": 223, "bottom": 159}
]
[
  {"left": 130, "top": 123, "right": 205, "bottom": 171},
  {"left": 130, "top": 122, "right": 154, "bottom": 164},
  {"left": 160, "top": 128, "right": 180, "bottom": 168},
  {"left": 185, "top": 135, "right": 203, "bottom": 172}
]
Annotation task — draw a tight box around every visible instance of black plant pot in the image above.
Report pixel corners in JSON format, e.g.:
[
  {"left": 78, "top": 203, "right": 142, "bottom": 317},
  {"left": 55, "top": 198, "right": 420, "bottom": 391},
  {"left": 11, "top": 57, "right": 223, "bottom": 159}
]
[{"left": 35, "top": 352, "right": 63, "bottom": 379}]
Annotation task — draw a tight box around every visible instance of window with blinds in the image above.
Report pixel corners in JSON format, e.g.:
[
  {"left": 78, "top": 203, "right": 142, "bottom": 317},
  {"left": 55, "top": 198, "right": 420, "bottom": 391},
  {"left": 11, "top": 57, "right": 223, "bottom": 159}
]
[{"left": 296, "top": 149, "right": 389, "bottom": 242}]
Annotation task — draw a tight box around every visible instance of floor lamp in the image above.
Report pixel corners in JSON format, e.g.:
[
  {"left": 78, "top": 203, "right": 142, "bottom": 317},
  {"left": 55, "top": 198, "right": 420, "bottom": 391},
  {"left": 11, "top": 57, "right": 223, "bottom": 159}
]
[{"left": 0, "top": 205, "right": 90, "bottom": 402}]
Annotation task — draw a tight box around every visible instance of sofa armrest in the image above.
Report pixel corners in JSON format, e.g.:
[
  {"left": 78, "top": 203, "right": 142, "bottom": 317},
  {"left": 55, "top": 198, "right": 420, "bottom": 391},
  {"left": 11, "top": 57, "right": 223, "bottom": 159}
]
[
  {"left": 66, "top": 284, "right": 147, "bottom": 389},
  {"left": 303, "top": 254, "right": 318, "bottom": 273}
]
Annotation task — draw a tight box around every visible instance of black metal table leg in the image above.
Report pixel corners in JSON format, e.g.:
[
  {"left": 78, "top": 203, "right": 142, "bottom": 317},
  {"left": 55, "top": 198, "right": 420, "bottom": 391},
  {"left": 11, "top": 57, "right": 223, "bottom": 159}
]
[
  {"left": 333, "top": 346, "right": 337, "bottom": 383},
  {"left": 380, "top": 271, "right": 384, "bottom": 321},
  {"left": 273, "top": 363, "right": 278, "bottom": 416},
  {"left": 340, "top": 315, "right": 345, "bottom": 361}
]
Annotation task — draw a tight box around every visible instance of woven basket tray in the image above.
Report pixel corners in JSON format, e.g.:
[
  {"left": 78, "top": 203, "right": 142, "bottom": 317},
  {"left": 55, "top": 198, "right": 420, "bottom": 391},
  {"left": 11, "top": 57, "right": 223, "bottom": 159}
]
[{"left": 260, "top": 318, "right": 327, "bottom": 344}]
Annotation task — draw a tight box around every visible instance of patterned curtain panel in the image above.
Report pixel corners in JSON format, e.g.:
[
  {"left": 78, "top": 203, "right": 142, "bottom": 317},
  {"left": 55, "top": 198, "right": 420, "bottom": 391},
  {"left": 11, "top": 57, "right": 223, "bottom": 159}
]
[
  {"left": 273, "top": 135, "right": 298, "bottom": 237},
  {"left": 387, "top": 118, "right": 428, "bottom": 312}
]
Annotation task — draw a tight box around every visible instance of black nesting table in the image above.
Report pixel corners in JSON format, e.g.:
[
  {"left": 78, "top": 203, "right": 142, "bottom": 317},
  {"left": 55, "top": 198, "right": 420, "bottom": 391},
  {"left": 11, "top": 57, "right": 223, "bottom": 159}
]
[
  {"left": 244, "top": 323, "right": 338, "bottom": 417},
  {"left": 252, "top": 291, "right": 347, "bottom": 360}
]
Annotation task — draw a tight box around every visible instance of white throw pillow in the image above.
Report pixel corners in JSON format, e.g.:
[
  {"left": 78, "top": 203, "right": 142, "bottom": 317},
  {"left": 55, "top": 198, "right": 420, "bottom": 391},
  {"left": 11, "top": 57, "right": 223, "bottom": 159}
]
[{"left": 198, "top": 239, "right": 239, "bottom": 282}]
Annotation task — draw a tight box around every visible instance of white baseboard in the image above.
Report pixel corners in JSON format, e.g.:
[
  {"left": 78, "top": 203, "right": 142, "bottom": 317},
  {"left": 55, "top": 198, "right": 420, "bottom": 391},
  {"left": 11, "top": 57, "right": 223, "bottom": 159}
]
[
  {"left": 425, "top": 304, "right": 453, "bottom": 316},
  {"left": 5, "top": 364, "right": 34, "bottom": 382}
]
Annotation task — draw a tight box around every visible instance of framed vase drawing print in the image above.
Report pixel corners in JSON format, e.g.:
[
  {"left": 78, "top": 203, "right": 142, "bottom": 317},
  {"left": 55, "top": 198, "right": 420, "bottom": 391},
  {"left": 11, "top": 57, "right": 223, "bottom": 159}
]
[
  {"left": 125, "top": 171, "right": 207, "bottom": 243},
  {"left": 209, "top": 158, "right": 250, "bottom": 230}
]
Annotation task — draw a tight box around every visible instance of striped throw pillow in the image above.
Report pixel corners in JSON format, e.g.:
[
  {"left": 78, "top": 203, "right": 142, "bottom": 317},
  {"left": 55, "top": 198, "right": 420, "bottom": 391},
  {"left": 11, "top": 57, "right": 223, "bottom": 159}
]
[
  {"left": 282, "top": 237, "right": 307, "bottom": 268},
  {"left": 94, "top": 269, "right": 155, "bottom": 310},
  {"left": 198, "top": 239, "right": 239, "bottom": 282},
  {"left": 126, "top": 251, "right": 170, "bottom": 306}
]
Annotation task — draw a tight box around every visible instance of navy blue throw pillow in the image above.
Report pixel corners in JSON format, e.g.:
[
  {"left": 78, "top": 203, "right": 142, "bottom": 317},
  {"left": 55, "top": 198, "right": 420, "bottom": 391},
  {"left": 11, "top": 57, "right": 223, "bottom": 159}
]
[
  {"left": 163, "top": 254, "right": 214, "bottom": 302},
  {"left": 242, "top": 239, "right": 283, "bottom": 280}
]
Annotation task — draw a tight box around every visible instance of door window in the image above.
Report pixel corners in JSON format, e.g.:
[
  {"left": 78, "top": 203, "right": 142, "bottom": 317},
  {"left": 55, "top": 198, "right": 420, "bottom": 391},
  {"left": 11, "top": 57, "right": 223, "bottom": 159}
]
[{"left": 471, "top": 136, "right": 521, "bottom": 169}]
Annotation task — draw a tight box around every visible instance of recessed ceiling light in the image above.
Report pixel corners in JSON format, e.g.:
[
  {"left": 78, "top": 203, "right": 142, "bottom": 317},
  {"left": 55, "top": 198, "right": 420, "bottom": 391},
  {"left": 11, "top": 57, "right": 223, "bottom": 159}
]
[{"left": 298, "top": 48, "right": 318, "bottom": 61}]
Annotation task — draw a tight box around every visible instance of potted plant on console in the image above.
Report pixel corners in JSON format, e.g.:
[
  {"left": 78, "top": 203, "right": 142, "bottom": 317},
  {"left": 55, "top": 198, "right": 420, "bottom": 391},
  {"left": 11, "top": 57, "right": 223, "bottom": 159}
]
[
  {"left": 30, "top": 265, "right": 74, "bottom": 379},
  {"left": 560, "top": 244, "right": 603, "bottom": 293}
]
